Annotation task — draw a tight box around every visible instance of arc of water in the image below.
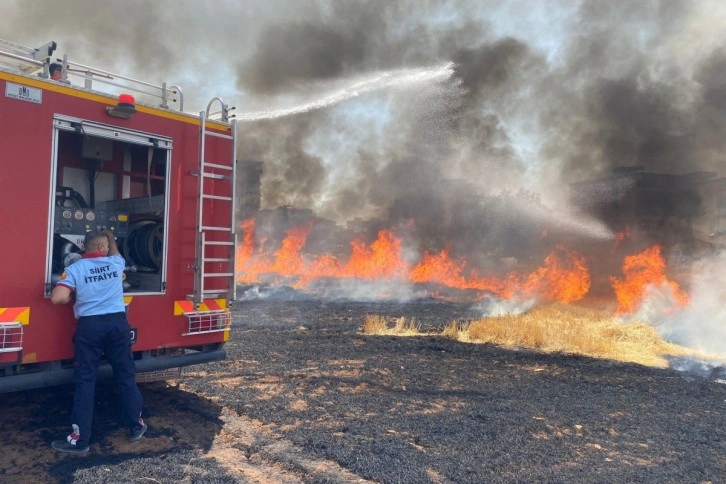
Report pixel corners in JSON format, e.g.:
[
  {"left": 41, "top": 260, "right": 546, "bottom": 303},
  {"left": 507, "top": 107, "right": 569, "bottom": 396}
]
[{"left": 237, "top": 62, "right": 456, "bottom": 121}]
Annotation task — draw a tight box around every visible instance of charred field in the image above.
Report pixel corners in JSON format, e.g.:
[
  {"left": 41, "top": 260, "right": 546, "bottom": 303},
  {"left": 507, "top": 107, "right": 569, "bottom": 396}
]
[{"left": 2, "top": 297, "right": 726, "bottom": 483}]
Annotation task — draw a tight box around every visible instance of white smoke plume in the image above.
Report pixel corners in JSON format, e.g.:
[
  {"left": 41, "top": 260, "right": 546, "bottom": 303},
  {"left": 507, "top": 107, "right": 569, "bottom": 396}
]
[
  {"left": 658, "top": 253, "right": 726, "bottom": 355},
  {"left": 475, "top": 297, "right": 537, "bottom": 317}
]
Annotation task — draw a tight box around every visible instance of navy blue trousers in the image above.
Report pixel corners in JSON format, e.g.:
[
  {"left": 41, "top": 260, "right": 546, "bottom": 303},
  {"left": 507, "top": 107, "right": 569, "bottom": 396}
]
[{"left": 71, "top": 312, "right": 143, "bottom": 447}]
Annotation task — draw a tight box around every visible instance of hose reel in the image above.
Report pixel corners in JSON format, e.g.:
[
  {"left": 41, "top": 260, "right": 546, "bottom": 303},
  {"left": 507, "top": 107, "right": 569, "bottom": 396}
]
[{"left": 122, "top": 220, "right": 163, "bottom": 271}]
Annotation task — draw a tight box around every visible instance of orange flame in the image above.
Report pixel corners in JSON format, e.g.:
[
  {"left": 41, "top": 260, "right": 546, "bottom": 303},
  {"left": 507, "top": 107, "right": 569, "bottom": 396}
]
[
  {"left": 409, "top": 246, "right": 590, "bottom": 303},
  {"left": 610, "top": 245, "right": 689, "bottom": 314},
  {"left": 521, "top": 246, "right": 591, "bottom": 303},
  {"left": 236, "top": 218, "right": 261, "bottom": 283},
  {"left": 271, "top": 224, "right": 310, "bottom": 277},
  {"left": 342, "top": 229, "right": 407, "bottom": 279},
  {"left": 409, "top": 248, "right": 468, "bottom": 288},
  {"left": 236, "top": 219, "right": 592, "bottom": 304}
]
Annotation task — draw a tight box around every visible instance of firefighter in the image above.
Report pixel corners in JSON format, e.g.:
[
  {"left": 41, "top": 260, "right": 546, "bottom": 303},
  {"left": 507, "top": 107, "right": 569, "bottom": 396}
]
[
  {"left": 50, "top": 230, "right": 146, "bottom": 454},
  {"left": 49, "top": 62, "right": 62, "bottom": 81}
]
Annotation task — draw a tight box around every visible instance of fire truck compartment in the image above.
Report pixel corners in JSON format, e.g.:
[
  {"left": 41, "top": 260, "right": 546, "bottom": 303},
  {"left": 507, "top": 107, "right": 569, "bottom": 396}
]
[{"left": 47, "top": 116, "right": 172, "bottom": 295}]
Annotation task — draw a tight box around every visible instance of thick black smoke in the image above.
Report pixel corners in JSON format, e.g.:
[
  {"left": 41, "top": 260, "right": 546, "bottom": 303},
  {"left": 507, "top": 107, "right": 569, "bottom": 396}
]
[{"left": 231, "top": 0, "right": 726, "bottom": 264}]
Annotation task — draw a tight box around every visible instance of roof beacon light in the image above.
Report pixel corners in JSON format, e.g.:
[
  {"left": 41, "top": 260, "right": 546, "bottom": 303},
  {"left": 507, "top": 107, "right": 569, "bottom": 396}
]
[{"left": 107, "top": 93, "right": 137, "bottom": 119}]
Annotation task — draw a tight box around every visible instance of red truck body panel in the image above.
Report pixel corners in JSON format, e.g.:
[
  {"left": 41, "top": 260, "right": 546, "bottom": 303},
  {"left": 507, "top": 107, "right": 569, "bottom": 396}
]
[{"left": 0, "top": 68, "right": 234, "bottom": 387}]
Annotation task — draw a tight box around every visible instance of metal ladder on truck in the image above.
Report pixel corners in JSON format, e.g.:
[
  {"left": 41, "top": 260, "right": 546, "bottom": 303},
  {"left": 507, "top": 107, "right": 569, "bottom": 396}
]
[
  {"left": 0, "top": 39, "right": 56, "bottom": 73},
  {"left": 192, "top": 98, "right": 238, "bottom": 309}
]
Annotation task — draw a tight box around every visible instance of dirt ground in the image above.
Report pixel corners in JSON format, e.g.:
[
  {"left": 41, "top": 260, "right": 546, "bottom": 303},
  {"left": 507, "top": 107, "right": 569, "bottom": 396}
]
[{"left": 1, "top": 297, "right": 726, "bottom": 483}]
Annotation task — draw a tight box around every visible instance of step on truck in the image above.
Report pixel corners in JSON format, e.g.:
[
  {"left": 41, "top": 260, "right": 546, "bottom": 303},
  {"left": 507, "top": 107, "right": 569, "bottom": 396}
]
[{"left": 0, "top": 39, "right": 237, "bottom": 392}]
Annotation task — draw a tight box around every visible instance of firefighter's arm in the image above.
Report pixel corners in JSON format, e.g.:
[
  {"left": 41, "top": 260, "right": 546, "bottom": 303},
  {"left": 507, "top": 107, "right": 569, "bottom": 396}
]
[
  {"left": 105, "top": 230, "right": 120, "bottom": 256},
  {"left": 51, "top": 284, "right": 73, "bottom": 304}
]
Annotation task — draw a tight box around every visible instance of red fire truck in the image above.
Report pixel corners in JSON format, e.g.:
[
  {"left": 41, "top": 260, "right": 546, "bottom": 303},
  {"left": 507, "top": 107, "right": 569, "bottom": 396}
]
[{"left": 0, "top": 40, "right": 237, "bottom": 392}]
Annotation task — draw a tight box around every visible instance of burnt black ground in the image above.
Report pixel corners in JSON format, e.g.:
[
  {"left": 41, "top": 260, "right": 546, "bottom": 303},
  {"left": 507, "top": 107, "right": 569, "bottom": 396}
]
[{"left": 2, "top": 298, "right": 726, "bottom": 483}]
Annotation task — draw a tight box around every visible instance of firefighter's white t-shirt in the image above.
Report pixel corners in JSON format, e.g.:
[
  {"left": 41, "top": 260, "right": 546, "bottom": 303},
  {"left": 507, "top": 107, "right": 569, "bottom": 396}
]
[{"left": 57, "top": 254, "right": 126, "bottom": 318}]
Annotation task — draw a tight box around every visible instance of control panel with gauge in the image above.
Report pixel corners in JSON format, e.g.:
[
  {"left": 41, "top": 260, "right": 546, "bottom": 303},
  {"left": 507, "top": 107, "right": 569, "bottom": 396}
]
[{"left": 53, "top": 208, "right": 129, "bottom": 237}]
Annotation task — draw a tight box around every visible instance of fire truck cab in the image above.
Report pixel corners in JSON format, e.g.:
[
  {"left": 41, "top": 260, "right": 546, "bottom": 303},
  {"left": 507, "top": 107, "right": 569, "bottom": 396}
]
[{"left": 0, "top": 39, "right": 237, "bottom": 392}]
